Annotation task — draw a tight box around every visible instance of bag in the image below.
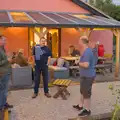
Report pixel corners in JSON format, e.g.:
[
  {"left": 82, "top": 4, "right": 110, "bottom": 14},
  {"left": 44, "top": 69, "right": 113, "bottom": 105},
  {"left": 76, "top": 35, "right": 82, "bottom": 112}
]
[
  {"left": 34, "top": 45, "right": 43, "bottom": 60},
  {"left": 98, "top": 44, "right": 104, "bottom": 57}
]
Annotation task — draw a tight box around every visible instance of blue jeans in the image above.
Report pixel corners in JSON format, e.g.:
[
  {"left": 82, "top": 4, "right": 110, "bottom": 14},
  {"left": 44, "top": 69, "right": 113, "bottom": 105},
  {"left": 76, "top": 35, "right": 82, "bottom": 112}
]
[
  {"left": 0, "top": 73, "right": 10, "bottom": 109},
  {"left": 34, "top": 65, "right": 49, "bottom": 94}
]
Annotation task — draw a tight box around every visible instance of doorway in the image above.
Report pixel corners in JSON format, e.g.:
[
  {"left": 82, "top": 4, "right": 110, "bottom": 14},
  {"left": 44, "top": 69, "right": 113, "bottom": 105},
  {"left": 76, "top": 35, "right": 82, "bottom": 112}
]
[
  {"left": 28, "top": 28, "right": 60, "bottom": 57},
  {"left": 47, "top": 29, "right": 60, "bottom": 58}
]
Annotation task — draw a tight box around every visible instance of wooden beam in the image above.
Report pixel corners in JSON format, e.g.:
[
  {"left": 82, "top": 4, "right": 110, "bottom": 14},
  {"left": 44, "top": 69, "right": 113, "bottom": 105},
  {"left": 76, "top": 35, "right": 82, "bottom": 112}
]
[
  {"left": 32, "top": 27, "right": 49, "bottom": 39},
  {"left": 115, "top": 30, "right": 120, "bottom": 77},
  {"left": 40, "top": 27, "right": 49, "bottom": 38},
  {"left": 75, "top": 28, "right": 93, "bottom": 38},
  {"left": 32, "top": 28, "right": 42, "bottom": 38},
  {"left": 112, "top": 29, "right": 120, "bottom": 77}
]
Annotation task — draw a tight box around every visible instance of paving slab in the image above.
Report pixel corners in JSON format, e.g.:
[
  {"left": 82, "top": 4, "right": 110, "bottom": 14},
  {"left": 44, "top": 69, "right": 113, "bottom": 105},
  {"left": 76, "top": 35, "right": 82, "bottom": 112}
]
[{"left": 8, "top": 81, "right": 120, "bottom": 120}]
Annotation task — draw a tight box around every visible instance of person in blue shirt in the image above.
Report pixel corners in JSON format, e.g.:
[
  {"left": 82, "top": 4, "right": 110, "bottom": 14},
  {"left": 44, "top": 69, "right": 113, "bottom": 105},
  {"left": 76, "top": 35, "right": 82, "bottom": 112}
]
[
  {"left": 32, "top": 37, "right": 52, "bottom": 98},
  {"left": 73, "top": 36, "right": 96, "bottom": 117},
  {"left": 89, "top": 41, "right": 98, "bottom": 65}
]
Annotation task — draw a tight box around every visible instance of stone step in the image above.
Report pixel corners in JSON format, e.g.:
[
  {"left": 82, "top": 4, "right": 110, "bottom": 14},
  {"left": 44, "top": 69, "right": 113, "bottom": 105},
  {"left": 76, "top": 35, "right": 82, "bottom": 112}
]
[{"left": 68, "top": 112, "right": 112, "bottom": 120}]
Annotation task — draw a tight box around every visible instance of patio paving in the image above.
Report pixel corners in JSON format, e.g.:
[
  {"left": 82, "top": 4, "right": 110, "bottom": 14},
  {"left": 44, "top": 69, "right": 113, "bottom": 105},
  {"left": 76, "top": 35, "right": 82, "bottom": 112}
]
[{"left": 8, "top": 81, "right": 120, "bottom": 120}]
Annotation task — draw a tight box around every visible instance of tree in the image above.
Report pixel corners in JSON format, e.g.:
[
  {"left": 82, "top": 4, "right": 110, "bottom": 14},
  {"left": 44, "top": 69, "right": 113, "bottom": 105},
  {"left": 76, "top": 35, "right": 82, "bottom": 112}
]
[
  {"left": 89, "top": 0, "right": 120, "bottom": 21},
  {"left": 89, "top": 0, "right": 94, "bottom": 6},
  {"left": 94, "top": 0, "right": 105, "bottom": 10}
]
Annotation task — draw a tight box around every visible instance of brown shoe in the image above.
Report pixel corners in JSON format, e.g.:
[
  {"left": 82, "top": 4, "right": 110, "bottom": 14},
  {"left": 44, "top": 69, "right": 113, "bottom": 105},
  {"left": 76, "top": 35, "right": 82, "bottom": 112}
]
[
  {"left": 32, "top": 93, "right": 38, "bottom": 99},
  {"left": 45, "top": 93, "right": 51, "bottom": 98}
]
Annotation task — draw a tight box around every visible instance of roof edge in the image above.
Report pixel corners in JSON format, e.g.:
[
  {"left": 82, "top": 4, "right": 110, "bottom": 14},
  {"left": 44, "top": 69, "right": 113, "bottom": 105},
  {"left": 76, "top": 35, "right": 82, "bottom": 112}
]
[
  {"left": 72, "top": 0, "right": 111, "bottom": 18},
  {"left": 0, "top": 9, "right": 92, "bottom": 15}
]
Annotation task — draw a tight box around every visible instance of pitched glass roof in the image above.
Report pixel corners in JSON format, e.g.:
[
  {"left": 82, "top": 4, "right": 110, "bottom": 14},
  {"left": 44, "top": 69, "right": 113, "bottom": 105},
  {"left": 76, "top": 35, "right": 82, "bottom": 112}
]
[{"left": 0, "top": 11, "right": 120, "bottom": 28}]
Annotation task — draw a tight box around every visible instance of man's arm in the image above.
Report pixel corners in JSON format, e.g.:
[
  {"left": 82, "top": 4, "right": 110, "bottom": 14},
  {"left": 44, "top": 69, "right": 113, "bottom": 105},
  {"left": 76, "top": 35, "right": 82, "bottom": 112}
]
[
  {"left": 47, "top": 48, "right": 52, "bottom": 65},
  {"left": 32, "top": 46, "right": 35, "bottom": 66},
  {"left": 79, "top": 50, "right": 91, "bottom": 68},
  {"left": 47, "top": 56, "right": 51, "bottom": 65},
  {"left": 0, "top": 59, "right": 8, "bottom": 66},
  {"left": 0, "top": 51, "right": 9, "bottom": 66},
  {"left": 79, "top": 62, "right": 89, "bottom": 68}
]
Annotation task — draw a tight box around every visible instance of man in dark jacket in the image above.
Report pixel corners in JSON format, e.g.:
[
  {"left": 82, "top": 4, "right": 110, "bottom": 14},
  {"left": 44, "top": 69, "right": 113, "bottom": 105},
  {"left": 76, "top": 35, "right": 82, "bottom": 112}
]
[
  {"left": 0, "top": 36, "right": 12, "bottom": 118},
  {"left": 69, "top": 45, "right": 80, "bottom": 56},
  {"left": 32, "top": 37, "right": 52, "bottom": 98}
]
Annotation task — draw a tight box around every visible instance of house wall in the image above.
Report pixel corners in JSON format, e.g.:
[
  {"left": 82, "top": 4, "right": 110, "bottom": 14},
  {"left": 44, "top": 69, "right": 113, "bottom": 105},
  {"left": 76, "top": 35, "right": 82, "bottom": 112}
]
[
  {"left": 0, "top": 0, "right": 90, "bottom": 13},
  {"left": 61, "top": 28, "right": 113, "bottom": 56},
  {"left": 61, "top": 28, "right": 80, "bottom": 56},
  {"left": 3, "top": 27, "right": 113, "bottom": 57},
  {"left": 89, "top": 30, "right": 113, "bottom": 54},
  {"left": 0, "top": 0, "right": 91, "bottom": 57},
  {"left": 4, "top": 27, "right": 29, "bottom": 57}
]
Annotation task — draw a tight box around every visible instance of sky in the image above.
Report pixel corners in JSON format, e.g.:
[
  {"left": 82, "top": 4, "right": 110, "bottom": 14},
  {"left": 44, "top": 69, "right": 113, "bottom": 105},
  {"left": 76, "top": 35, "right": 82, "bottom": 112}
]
[{"left": 112, "top": 0, "right": 120, "bottom": 5}]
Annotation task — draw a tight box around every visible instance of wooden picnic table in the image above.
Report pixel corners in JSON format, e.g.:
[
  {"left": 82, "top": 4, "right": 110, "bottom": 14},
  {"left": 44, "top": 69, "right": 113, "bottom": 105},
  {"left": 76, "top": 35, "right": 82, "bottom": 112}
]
[
  {"left": 98, "top": 57, "right": 107, "bottom": 64},
  {"left": 95, "top": 64, "right": 112, "bottom": 75},
  {"left": 98, "top": 57, "right": 106, "bottom": 60},
  {"left": 62, "top": 56, "right": 80, "bottom": 66},
  {"left": 62, "top": 56, "right": 80, "bottom": 61},
  {"left": 69, "top": 66, "right": 80, "bottom": 77},
  {"left": 62, "top": 56, "right": 80, "bottom": 77}
]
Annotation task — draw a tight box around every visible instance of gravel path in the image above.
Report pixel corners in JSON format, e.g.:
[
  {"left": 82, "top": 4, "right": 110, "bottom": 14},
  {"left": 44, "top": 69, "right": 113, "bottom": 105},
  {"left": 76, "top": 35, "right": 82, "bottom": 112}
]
[{"left": 8, "top": 81, "right": 120, "bottom": 120}]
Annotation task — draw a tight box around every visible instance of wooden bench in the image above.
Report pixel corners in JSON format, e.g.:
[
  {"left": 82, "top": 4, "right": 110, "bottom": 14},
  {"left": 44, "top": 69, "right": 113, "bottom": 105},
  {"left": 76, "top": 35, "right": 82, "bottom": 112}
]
[
  {"left": 96, "top": 64, "right": 112, "bottom": 75},
  {"left": 69, "top": 66, "right": 80, "bottom": 77},
  {"left": 53, "top": 79, "right": 72, "bottom": 100}
]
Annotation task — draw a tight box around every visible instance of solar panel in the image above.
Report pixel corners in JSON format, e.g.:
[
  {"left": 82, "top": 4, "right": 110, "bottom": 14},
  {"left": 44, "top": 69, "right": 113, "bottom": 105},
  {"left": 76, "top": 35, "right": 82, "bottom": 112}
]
[
  {"left": 10, "top": 12, "right": 33, "bottom": 23},
  {"left": 43, "top": 13, "right": 75, "bottom": 24},
  {"left": 27, "top": 12, "right": 57, "bottom": 25},
  {"left": 0, "top": 12, "right": 10, "bottom": 23}
]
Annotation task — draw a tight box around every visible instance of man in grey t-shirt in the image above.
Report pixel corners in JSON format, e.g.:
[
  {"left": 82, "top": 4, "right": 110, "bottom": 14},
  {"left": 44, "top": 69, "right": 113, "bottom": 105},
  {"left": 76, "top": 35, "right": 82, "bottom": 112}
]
[{"left": 73, "top": 36, "right": 96, "bottom": 117}]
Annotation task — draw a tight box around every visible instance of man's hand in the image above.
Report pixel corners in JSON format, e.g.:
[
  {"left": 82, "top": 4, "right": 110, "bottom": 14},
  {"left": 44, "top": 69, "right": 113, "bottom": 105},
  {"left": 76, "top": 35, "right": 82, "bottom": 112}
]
[
  {"left": 47, "top": 56, "right": 51, "bottom": 65},
  {"left": 79, "top": 62, "right": 89, "bottom": 68},
  {"left": 8, "top": 58, "right": 13, "bottom": 63}
]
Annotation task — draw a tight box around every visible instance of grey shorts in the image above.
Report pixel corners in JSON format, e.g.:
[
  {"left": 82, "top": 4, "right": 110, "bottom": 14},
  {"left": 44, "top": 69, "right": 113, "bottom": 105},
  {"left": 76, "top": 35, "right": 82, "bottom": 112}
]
[{"left": 80, "top": 77, "right": 94, "bottom": 98}]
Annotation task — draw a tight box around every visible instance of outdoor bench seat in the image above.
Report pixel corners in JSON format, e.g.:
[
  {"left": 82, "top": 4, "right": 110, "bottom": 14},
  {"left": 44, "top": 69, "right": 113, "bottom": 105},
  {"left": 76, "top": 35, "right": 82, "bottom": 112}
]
[
  {"left": 95, "top": 64, "right": 112, "bottom": 75},
  {"left": 48, "top": 66, "right": 69, "bottom": 79},
  {"left": 10, "top": 66, "right": 32, "bottom": 87}
]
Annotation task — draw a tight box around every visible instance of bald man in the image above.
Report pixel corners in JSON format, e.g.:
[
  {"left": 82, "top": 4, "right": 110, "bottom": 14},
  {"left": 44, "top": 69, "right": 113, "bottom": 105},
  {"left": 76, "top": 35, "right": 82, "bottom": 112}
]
[{"left": 73, "top": 36, "right": 96, "bottom": 117}]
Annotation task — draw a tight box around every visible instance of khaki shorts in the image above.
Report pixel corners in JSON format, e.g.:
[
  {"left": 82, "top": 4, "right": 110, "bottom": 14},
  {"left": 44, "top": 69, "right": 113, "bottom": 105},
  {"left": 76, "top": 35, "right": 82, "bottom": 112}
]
[{"left": 80, "top": 77, "right": 94, "bottom": 98}]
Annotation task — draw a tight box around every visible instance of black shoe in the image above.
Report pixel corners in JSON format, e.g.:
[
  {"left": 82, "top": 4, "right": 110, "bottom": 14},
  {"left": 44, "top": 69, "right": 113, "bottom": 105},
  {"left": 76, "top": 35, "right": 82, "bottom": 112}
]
[
  {"left": 78, "top": 109, "right": 91, "bottom": 117},
  {"left": 73, "top": 104, "right": 83, "bottom": 111},
  {"left": 4, "top": 103, "right": 13, "bottom": 109},
  {"left": 32, "top": 93, "right": 38, "bottom": 98}
]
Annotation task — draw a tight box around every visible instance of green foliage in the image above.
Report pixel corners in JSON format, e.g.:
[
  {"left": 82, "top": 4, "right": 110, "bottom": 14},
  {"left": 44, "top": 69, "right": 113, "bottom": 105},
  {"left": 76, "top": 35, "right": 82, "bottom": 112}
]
[
  {"left": 89, "top": 0, "right": 94, "bottom": 5},
  {"left": 94, "top": 0, "right": 105, "bottom": 10},
  {"left": 108, "top": 84, "right": 120, "bottom": 120},
  {"left": 89, "top": 0, "right": 120, "bottom": 21}
]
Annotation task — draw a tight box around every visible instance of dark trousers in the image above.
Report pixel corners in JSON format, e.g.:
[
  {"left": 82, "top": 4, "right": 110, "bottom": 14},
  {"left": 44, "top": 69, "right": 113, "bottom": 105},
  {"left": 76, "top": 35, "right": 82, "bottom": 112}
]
[
  {"left": 0, "top": 73, "right": 10, "bottom": 109},
  {"left": 34, "top": 65, "right": 49, "bottom": 94}
]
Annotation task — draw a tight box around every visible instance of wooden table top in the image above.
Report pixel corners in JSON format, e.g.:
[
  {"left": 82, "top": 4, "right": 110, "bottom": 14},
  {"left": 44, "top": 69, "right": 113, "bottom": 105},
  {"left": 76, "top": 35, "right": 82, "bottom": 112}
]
[
  {"left": 62, "top": 56, "right": 80, "bottom": 61},
  {"left": 98, "top": 57, "right": 106, "bottom": 60}
]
